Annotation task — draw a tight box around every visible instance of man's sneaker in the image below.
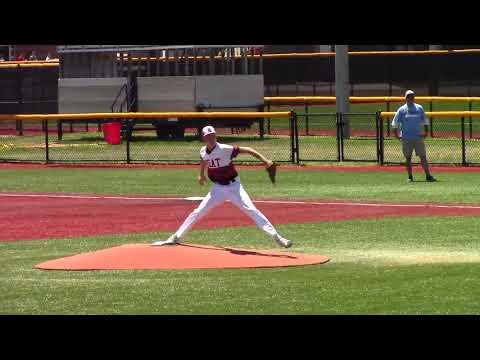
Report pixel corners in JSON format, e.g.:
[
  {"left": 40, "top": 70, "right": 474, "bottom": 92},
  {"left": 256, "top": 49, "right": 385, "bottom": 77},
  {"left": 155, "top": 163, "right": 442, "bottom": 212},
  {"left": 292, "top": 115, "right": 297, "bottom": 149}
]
[
  {"left": 151, "top": 234, "right": 181, "bottom": 246},
  {"left": 273, "top": 234, "right": 292, "bottom": 248},
  {"left": 407, "top": 176, "right": 414, "bottom": 183},
  {"left": 426, "top": 175, "right": 437, "bottom": 182}
]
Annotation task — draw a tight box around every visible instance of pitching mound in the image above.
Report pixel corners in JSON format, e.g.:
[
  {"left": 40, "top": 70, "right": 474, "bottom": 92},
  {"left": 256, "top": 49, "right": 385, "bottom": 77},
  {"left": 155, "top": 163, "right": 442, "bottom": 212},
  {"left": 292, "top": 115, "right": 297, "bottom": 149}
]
[{"left": 35, "top": 243, "right": 330, "bottom": 271}]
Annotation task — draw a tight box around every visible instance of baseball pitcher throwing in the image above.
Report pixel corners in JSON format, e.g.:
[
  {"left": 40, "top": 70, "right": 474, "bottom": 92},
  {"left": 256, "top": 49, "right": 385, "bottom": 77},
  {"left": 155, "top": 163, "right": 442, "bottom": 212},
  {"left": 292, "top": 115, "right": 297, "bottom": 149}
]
[{"left": 152, "top": 125, "right": 292, "bottom": 248}]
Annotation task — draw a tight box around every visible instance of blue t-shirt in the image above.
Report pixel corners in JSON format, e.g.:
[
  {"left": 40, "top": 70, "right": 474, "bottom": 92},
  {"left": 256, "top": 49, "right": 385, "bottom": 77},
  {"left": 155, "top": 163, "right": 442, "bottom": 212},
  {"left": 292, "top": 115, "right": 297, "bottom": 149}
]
[{"left": 391, "top": 103, "right": 429, "bottom": 140}]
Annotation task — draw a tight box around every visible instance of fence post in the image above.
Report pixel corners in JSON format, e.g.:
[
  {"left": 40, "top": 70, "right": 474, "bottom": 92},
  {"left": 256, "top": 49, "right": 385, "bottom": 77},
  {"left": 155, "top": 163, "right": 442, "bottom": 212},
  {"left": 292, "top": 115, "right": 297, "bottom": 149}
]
[
  {"left": 267, "top": 103, "right": 271, "bottom": 135},
  {"left": 380, "top": 113, "right": 385, "bottom": 165},
  {"left": 430, "top": 100, "right": 434, "bottom": 137},
  {"left": 337, "top": 112, "right": 344, "bottom": 162},
  {"left": 126, "top": 125, "right": 131, "bottom": 164},
  {"left": 295, "top": 112, "right": 300, "bottom": 164},
  {"left": 44, "top": 119, "right": 49, "bottom": 164},
  {"left": 376, "top": 112, "right": 380, "bottom": 164},
  {"left": 256, "top": 104, "right": 265, "bottom": 139},
  {"left": 469, "top": 100, "right": 473, "bottom": 139},
  {"left": 16, "top": 64, "right": 23, "bottom": 136},
  {"left": 16, "top": 120, "right": 24, "bottom": 136},
  {"left": 259, "top": 118, "right": 265, "bottom": 139},
  {"left": 290, "top": 111, "right": 295, "bottom": 164},
  {"left": 305, "top": 103, "right": 309, "bottom": 135},
  {"left": 336, "top": 112, "right": 341, "bottom": 162},
  {"left": 57, "top": 121, "right": 63, "bottom": 140},
  {"left": 386, "top": 101, "right": 391, "bottom": 137},
  {"left": 461, "top": 117, "right": 466, "bottom": 166}
]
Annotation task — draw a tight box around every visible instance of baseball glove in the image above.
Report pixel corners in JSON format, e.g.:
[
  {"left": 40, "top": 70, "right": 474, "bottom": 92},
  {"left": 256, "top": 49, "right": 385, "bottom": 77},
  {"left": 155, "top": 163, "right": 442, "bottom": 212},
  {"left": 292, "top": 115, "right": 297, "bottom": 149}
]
[{"left": 266, "top": 162, "right": 277, "bottom": 184}]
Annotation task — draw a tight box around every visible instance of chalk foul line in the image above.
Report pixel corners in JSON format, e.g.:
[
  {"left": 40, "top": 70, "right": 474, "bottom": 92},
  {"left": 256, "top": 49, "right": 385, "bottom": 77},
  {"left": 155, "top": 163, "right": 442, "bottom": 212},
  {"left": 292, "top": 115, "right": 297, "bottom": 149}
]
[{"left": 1, "top": 193, "right": 480, "bottom": 210}]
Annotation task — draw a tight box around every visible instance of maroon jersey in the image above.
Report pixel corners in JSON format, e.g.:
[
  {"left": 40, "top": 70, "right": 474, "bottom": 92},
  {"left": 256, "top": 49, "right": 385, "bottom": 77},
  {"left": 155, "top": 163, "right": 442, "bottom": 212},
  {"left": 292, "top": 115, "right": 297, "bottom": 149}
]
[{"left": 200, "top": 142, "right": 240, "bottom": 184}]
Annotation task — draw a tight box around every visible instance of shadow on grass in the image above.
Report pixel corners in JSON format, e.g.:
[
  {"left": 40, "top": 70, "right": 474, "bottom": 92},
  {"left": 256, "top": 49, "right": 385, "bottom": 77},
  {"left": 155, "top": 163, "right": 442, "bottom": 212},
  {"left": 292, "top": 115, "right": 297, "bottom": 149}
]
[{"left": 181, "top": 243, "right": 296, "bottom": 259}]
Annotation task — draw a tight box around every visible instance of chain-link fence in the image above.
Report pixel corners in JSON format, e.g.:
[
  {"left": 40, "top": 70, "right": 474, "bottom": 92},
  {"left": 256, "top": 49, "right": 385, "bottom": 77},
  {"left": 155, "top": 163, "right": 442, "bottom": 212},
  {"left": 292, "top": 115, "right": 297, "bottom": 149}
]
[
  {"left": 340, "top": 113, "right": 379, "bottom": 162},
  {"left": 296, "top": 113, "right": 339, "bottom": 162},
  {"left": 0, "top": 114, "right": 295, "bottom": 164},
  {"left": 5, "top": 112, "right": 480, "bottom": 166},
  {"left": 127, "top": 117, "right": 293, "bottom": 164},
  {"left": 47, "top": 120, "right": 127, "bottom": 163},
  {"left": 382, "top": 115, "right": 466, "bottom": 165}
]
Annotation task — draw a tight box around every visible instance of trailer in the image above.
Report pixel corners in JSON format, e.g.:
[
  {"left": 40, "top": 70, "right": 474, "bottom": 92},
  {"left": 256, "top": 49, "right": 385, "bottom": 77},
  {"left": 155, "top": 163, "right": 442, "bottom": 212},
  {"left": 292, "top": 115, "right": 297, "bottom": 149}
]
[{"left": 57, "top": 45, "right": 265, "bottom": 139}]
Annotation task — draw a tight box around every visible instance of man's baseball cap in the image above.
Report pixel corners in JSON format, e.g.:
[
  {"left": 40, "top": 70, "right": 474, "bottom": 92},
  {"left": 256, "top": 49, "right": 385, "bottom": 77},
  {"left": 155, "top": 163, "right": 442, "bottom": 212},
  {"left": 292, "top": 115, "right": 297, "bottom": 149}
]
[
  {"left": 405, "top": 90, "right": 415, "bottom": 98},
  {"left": 201, "top": 125, "right": 216, "bottom": 137}
]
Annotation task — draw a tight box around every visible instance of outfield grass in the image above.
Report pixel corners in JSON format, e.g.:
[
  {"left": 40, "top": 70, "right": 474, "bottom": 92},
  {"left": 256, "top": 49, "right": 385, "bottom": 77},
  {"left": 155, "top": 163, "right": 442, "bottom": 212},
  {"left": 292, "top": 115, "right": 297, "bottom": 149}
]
[
  {"left": 1, "top": 167, "right": 480, "bottom": 203},
  {"left": 1, "top": 167, "right": 480, "bottom": 314}
]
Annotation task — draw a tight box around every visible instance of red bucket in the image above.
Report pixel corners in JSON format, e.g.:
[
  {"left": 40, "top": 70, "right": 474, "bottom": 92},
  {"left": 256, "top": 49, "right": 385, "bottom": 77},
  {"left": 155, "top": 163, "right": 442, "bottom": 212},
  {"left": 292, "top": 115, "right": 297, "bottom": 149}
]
[{"left": 102, "top": 123, "right": 122, "bottom": 145}]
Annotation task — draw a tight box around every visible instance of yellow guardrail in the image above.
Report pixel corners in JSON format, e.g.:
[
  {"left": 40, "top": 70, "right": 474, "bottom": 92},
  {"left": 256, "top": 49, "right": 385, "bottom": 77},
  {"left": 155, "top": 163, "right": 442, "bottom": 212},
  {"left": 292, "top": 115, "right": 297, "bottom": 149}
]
[
  {"left": 0, "top": 112, "right": 292, "bottom": 122},
  {"left": 118, "top": 49, "right": 480, "bottom": 61},
  {"left": 3, "top": 111, "right": 479, "bottom": 122},
  {"left": 380, "top": 111, "right": 480, "bottom": 118},
  {"left": 265, "top": 96, "right": 480, "bottom": 104},
  {"left": 0, "top": 61, "right": 59, "bottom": 69},
  {"left": 5, "top": 110, "right": 479, "bottom": 122},
  {"left": 261, "top": 49, "right": 480, "bottom": 59},
  {"left": 0, "top": 60, "right": 59, "bottom": 65}
]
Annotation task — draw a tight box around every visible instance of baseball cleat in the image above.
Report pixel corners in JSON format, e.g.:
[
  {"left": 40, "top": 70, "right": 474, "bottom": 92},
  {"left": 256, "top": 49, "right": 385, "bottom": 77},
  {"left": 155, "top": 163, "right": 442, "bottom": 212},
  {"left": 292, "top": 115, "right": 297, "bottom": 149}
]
[
  {"left": 151, "top": 234, "right": 181, "bottom": 246},
  {"left": 407, "top": 176, "right": 414, "bottom": 183},
  {"left": 273, "top": 234, "right": 292, "bottom": 248},
  {"left": 426, "top": 175, "right": 437, "bottom": 182}
]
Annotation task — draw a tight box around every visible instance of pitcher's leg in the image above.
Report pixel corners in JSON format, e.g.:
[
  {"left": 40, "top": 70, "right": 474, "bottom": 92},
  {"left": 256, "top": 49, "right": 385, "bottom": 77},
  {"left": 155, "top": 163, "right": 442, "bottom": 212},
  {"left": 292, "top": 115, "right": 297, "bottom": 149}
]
[
  {"left": 227, "top": 183, "right": 278, "bottom": 237},
  {"left": 227, "top": 184, "right": 292, "bottom": 248},
  {"left": 175, "top": 186, "right": 225, "bottom": 239}
]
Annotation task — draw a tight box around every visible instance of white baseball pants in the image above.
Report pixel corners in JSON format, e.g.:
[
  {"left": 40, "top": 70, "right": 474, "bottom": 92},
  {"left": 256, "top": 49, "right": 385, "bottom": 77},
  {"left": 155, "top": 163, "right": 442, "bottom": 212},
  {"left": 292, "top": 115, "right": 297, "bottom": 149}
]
[{"left": 174, "top": 179, "right": 279, "bottom": 239}]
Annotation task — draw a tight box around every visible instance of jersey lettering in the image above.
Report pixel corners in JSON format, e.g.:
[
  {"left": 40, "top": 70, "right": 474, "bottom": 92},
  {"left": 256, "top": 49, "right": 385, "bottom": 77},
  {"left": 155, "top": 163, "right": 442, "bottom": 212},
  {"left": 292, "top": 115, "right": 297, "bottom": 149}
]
[
  {"left": 209, "top": 158, "right": 221, "bottom": 168},
  {"left": 200, "top": 143, "right": 240, "bottom": 183}
]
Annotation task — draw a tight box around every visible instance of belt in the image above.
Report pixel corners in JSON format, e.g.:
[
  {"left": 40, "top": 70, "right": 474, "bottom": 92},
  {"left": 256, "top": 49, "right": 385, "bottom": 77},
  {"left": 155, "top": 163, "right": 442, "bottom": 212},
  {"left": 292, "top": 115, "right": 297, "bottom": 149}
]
[{"left": 216, "top": 179, "right": 236, "bottom": 186}]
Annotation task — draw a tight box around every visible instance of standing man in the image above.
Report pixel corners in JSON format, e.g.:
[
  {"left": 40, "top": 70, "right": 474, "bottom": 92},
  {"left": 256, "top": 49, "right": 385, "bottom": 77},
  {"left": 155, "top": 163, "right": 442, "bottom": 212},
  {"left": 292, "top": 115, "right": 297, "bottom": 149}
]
[
  {"left": 391, "top": 90, "right": 437, "bottom": 183},
  {"left": 152, "top": 125, "right": 292, "bottom": 248}
]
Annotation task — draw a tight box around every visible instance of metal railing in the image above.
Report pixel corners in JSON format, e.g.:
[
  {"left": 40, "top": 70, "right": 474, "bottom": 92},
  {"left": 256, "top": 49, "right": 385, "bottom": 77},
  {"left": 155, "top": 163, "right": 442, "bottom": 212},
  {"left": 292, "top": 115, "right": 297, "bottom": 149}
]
[
  {"left": 3, "top": 111, "right": 480, "bottom": 166},
  {"left": 379, "top": 112, "right": 480, "bottom": 166},
  {"left": 0, "top": 112, "right": 296, "bottom": 164}
]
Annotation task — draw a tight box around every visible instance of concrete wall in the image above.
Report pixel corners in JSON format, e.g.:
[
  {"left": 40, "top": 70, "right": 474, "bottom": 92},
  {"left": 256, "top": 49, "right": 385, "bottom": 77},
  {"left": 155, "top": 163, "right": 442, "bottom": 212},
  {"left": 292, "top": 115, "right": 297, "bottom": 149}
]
[
  {"left": 137, "top": 77, "right": 196, "bottom": 112},
  {"left": 195, "top": 75, "right": 264, "bottom": 108},
  {"left": 58, "top": 78, "right": 127, "bottom": 113},
  {"left": 58, "top": 75, "right": 264, "bottom": 114},
  {"left": 136, "top": 75, "right": 264, "bottom": 112}
]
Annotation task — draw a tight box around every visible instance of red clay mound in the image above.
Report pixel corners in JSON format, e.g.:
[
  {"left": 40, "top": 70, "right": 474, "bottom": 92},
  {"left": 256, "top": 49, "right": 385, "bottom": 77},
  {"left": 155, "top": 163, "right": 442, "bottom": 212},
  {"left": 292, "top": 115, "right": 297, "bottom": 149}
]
[{"left": 34, "top": 243, "right": 330, "bottom": 271}]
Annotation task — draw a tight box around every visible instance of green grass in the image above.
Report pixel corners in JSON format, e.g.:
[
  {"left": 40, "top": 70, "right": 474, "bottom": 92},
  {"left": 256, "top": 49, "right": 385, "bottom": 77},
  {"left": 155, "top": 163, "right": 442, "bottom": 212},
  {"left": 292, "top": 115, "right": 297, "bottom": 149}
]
[
  {"left": 2, "top": 216, "right": 480, "bottom": 314},
  {"left": 1, "top": 167, "right": 480, "bottom": 203},
  {"left": 2, "top": 167, "right": 480, "bottom": 314}
]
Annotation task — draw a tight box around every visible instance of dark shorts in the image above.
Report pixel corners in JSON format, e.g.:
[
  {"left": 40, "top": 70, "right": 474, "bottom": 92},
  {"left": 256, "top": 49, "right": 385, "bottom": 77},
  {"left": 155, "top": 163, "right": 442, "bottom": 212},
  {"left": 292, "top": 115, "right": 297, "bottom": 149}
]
[{"left": 402, "top": 139, "right": 427, "bottom": 158}]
